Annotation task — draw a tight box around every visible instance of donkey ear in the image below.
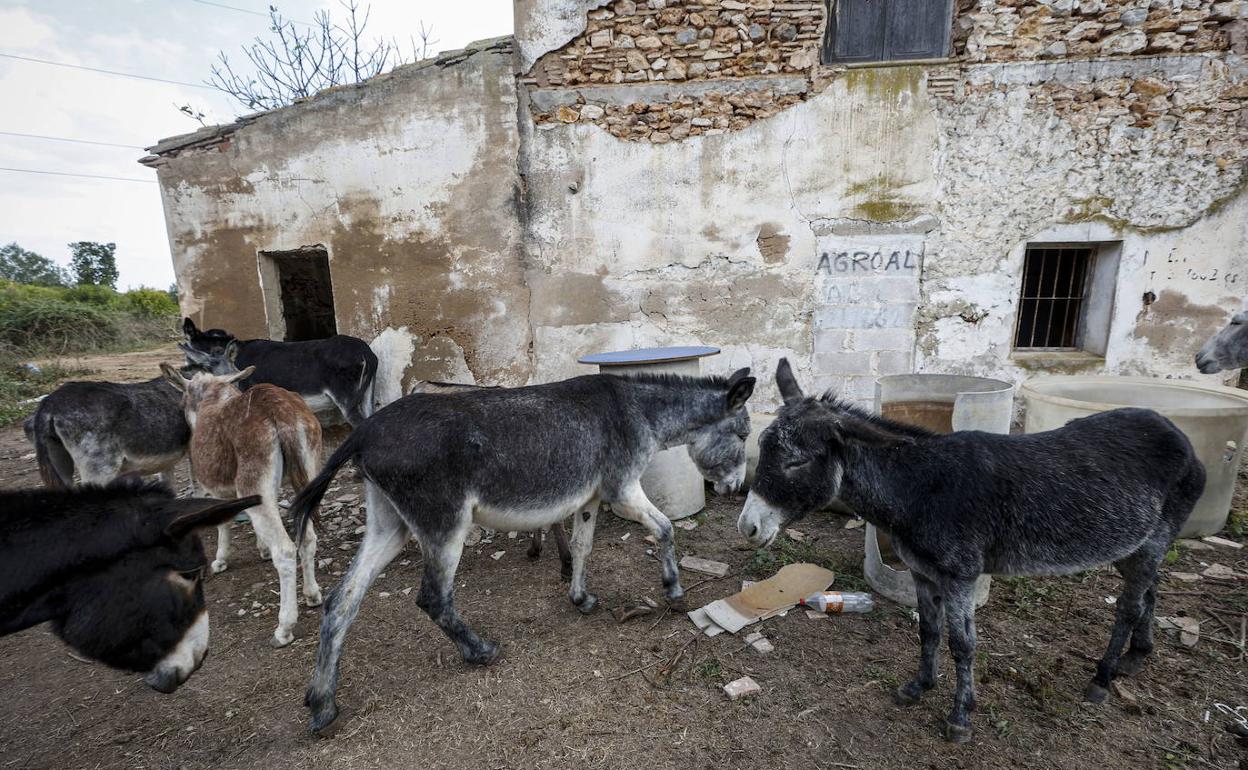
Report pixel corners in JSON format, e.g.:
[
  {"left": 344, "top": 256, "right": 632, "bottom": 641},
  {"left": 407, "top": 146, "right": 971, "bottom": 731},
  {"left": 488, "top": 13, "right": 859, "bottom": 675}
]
[
  {"left": 182, "top": 317, "right": 198, "bottom": 338},
  {"left": 178, "top": 342, "right": 211, "bottom": 365},
  {"left": 224, "top": 365, "right": 255, "bottom": 385},
  {"left": 725, "top": 372, "right": 755, "bottom": 412},
  {"left": 160, "top": 362, "right": 189, "bottom": 392},
  {"left": 836, "top": 413, "right": 914, "bottom": 448},
  {"left": 225, "top": 340, "right": 240, "bottom": 366},
  {"left": 163, "top": 496, "right": 261, "bottom": 539},
  {"left": 775, "top": 358, "right": 805, "bottom": 405}
]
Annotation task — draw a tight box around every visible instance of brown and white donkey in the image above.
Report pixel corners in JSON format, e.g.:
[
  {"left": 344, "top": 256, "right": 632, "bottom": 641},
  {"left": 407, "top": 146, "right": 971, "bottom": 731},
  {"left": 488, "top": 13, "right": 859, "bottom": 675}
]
[{"left": 161, "top": 363, "right": 323, "bottom": 648}]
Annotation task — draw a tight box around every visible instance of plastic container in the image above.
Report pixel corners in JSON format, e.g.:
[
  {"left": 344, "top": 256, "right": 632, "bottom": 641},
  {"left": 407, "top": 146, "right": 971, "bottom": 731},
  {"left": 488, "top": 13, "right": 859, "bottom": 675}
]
[
  {"left": 801, "top": 591, "right": 875, "bottom": 614},
  {"left": 861, "top": 374, "right": 1010, "bottom": 610},
  {"left": 1021, "top": 376, "right": 1248, "bottom": 537}
]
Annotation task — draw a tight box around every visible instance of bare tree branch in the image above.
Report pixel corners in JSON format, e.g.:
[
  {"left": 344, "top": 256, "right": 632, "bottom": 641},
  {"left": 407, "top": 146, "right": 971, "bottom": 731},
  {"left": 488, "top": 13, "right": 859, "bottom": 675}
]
[{"left": 205, "top": 2, "right": 430, "bottom": 113}]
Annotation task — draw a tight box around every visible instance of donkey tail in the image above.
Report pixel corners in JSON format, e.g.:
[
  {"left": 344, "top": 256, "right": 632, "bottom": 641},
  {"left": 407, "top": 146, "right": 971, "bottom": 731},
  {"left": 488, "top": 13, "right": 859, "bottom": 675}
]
[
  {"left": 289, "top": 427, "right": 364, "bottom": 547},
  {"left": 31, "top": 407, "right": 74, "bottom": 489}
]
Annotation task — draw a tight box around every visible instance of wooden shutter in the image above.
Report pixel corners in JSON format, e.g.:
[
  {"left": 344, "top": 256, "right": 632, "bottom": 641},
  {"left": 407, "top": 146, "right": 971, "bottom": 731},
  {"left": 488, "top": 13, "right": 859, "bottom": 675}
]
[{"left": 822, "top": 0, "right": 952, "bottom": 65}]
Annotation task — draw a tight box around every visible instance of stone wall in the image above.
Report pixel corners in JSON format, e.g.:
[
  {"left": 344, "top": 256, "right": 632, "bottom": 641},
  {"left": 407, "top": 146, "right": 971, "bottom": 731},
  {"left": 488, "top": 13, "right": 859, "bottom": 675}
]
[{"left": 958, "top": 0, "right": 1245, "bottom": 62}]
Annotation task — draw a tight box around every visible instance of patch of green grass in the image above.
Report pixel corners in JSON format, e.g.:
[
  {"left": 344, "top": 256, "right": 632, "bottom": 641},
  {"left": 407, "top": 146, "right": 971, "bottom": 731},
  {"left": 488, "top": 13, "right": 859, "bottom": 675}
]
[
  {"left": 1224, "top": 507, "right": 1247, "bottom": 540},
  {"left": 1164, "top": 544, "right": 1181, "bottom": 565},
  {"left": 693, "top": 657, "right": 722, "bottom": 680}
]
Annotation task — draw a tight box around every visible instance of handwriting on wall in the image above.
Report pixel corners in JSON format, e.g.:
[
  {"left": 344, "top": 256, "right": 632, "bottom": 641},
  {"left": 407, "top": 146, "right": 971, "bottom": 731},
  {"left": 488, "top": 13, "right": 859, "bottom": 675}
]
[
  {"left": 816, "top": 249, "right": 921, "bottom": 275},
  {"left": 1143, "top": 249, "right": 1241, "bottom": 289}
]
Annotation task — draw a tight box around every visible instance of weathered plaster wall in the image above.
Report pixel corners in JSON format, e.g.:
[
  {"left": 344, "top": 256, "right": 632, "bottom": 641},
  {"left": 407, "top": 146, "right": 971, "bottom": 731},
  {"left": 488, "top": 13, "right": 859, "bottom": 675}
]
[
  {"left": 516, "top": 0, "right": 1248, "bottom": 406},
  {"left": 147, "top": 40, "right": 530, "bottom": 392},
  {"left": 520, "top": 63, "right": 939, "bottom": 410}
]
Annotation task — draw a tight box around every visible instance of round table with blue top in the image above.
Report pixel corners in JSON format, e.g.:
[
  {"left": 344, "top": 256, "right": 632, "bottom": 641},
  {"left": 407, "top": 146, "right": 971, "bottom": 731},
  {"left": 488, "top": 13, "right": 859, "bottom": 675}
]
[{"left": 578, "top": 345, "right": 720, "bottom": 520}]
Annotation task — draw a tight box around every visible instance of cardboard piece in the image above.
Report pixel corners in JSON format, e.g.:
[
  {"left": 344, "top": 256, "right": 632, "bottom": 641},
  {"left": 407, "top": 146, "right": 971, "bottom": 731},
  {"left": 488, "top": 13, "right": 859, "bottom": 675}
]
[{"left": 688, "top": 562, "right": 835, "bottom": 637}]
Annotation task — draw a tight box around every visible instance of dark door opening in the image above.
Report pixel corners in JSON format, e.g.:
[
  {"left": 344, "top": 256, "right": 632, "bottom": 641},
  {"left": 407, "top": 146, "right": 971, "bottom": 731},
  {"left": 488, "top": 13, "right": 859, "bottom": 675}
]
[{"left": 262, "top": 247, "right": 337, "bottom": 341}]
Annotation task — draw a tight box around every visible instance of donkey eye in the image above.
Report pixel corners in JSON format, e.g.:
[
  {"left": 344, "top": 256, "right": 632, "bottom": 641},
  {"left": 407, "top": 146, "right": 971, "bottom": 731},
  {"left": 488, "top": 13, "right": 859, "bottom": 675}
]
[
  {"left": 178, "top": 568, "right": 204, "bottom": 582},
  {"left": 784, "top": 460, "right": 810, "bottom": 471}
]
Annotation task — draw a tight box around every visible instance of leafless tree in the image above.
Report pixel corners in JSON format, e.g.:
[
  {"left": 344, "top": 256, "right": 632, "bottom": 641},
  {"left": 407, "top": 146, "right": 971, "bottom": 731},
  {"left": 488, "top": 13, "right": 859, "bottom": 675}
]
[{"left": 207, "top": 1, "right": 436, "bottom": 112}]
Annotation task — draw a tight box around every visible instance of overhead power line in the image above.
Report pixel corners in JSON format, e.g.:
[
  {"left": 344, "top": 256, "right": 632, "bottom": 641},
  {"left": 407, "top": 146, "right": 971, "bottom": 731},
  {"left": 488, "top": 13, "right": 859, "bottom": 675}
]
[
  {"left": 0, "top": 52, "right": 215, "bottom": 90},
  {"left": 190, "top": 0, "right": 314, "bottom": 26},
  {"left": 0, "top": 167, "right": 156, "bottom": 184},
  {"left": 0, "top": 130, "right": 145, "bottom": 150}
]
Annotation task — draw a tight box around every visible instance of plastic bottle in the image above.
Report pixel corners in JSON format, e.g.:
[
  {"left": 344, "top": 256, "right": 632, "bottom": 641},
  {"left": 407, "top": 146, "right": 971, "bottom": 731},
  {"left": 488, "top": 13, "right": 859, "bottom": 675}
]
[{"left": 800, "top": 591, "right": 874, "bottom": 614}]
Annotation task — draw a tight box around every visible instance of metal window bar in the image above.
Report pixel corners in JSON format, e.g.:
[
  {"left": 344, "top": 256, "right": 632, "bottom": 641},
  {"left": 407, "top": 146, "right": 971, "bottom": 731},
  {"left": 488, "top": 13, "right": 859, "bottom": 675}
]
[{"left": 1014, "top": 246, "right": 1093, "bottom": 350}]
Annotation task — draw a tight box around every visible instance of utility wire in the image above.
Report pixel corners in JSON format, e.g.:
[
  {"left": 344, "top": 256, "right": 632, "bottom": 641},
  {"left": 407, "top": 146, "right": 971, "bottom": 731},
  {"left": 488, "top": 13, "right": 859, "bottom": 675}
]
[
  {"left": 0, "top": 167, "right": 156, "bottom": 184},
  {"left": 190, "top": 0, "right": 314, "bottom": 26},
  {"left": 0, "top": 130, "right": 145, "bottom": 150},
  {"left": 0, "top": 52, "right": 215, "bottom": 90}
]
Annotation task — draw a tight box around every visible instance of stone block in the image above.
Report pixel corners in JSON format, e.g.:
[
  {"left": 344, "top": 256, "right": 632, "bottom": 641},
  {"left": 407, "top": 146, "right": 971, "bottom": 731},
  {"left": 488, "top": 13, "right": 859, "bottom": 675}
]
[
  {"left": 815, "top": 303, "right": 916, "bottom": 331},
  {"left": 813, "top": 329, "right": 849, "bottom": 354},
  {"left": 848, "top": 328, "right": 914, "bottom": 353},
  {"left": 813, "top": 352, "right": 873, "bottom": 376}
]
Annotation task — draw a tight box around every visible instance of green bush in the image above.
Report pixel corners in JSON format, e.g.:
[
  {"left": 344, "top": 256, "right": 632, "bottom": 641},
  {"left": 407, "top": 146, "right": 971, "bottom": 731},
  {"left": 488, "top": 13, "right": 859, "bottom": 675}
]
[
  {"left": 62, "top": 284, "right": 119, "bottom": 306},
  {"left": 121, "top": 287, "right": 179, "bottom": 318},
  {"left": 0, "top": 295, "right": 118, "bottom": 353}
]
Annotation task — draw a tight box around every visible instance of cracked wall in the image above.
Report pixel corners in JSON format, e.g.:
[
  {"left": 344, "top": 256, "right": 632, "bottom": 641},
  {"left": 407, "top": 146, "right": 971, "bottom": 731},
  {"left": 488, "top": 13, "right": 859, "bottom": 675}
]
[{"left": 145, "top": 40, "right": 530, "bottom": 395}]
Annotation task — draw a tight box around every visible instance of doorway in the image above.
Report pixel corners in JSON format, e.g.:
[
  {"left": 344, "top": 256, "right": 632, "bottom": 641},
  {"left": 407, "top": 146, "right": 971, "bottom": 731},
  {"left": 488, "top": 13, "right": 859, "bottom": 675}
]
[{"left": 258, "top": 246, "right": 337, "bottom": 341}]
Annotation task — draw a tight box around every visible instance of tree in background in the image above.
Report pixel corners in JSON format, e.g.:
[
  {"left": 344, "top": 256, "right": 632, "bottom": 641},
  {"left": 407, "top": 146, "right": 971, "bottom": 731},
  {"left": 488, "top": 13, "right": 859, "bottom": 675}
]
[
  {"left": 0, "top": 243, "right": 70, "bottom": 286},
  {"left": 208, "top": 1, "right": 435, "bottom": 112},
  {"left": 68, "top": 241, "right": 119, "bottom": 289}
]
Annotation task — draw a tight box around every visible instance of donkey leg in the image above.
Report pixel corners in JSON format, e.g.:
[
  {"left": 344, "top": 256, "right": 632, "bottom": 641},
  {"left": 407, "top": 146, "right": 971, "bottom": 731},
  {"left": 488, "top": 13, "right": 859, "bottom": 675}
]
[
  {"left": 568, "top": 504, "right": 599, "bottom": 613},
  {"left": 896, "top": 572, "right": 945, "bottom": 705},
  {"left": 299, "top": 519, "right": 323, "bottom": 607},
  {"left": 527, "top": 530, "right": 543, "bottom": 560},
  {"left": 306, "top": 483, "right": 407, "bottom": 732},
  {"left": 212, "top": 522, "right": 233, "bottom": 574},
  {"left": 611, "top": 484, "right": 683, "bottom": 605},
  {"left": 248, "top": 499, "right": 300, "bottom": 648},
  {"left": 1085, "top": 550, "right": 1159, "bottom": 701},
  {"left": 552, "top": 520, "right": 572, "bottom": 582},
  {"left": 942, "top": 579, "right": 979, "bottom": 743},
  {"left": 412, "top": 514, "right": 499, "bottom": 664},
  {"left": 1118, "top": 575, "right": 1159, "bottom": 677}
]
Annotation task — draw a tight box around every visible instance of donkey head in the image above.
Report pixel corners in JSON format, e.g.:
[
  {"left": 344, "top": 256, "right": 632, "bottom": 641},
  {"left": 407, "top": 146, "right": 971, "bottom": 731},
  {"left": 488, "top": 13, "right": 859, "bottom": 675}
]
[
  {"left": 686, "top": 368, "right": 756, "bottom": 495},
  {"left": 160, "top": 362, "right": 255, "bottom": 428},
  {"left": 182, "top": 317, "right": 236, "bottom": 357},
  {"left": 54, "top": 484, "right": 259, "bottom": 692},
  {"left": 1196, "top": 310, "right": 1248, "bottom": 374},
  {"left": 179, "top": 339, "right": 242, "bottom": 377},
  {"left": 738, "top": 359, "right": 910, "bottom": 547}
]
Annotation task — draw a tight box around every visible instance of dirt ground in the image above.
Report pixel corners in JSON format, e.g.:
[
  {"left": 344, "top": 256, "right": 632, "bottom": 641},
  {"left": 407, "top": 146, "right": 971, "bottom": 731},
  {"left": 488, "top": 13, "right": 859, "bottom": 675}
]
[{"left": 1, "top": 351, "right": 1246, "bottom": 770}]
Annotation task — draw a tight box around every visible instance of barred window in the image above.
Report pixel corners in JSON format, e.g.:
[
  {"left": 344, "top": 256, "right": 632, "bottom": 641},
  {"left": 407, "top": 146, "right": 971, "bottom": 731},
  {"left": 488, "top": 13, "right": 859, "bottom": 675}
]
[{"left": 821, "top": 0, "right": 955, "bottom": 65}]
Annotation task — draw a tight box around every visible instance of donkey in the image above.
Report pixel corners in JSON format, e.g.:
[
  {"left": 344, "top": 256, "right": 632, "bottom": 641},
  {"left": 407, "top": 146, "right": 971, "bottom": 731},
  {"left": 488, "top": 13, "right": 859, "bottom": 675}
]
[
  {"left": 1196, "top": 309, "right": 1248, "bottom": 374},
  {"left": 408, "top": 379, "right": 572, "bottom": 578},
  {"left": 182, "top": 317, "right": 378, "bottom": 426},
  {"left": 26, "top": 373, "right": 194, "bottom": 489},
  {"left": 160, "top": 363, "right": 323, "bottom": 648},
  {"left": 1, "top": 478, "right": 258, "bottom": 692},
  {"left": 739, "top": 360, "right": 1205, "bottom": 743},
  {"left": 290, "top": 368, "right": 756, "bottom": 732}
]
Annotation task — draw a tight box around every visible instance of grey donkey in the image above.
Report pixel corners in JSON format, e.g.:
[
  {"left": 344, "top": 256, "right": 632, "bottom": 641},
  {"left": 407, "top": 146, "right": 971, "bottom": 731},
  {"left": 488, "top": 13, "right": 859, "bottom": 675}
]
[
  {"left": 408, "top": 379, "right": 572, "bottom": 578},
  {"left": 25, "top": 368, "right": 206, "bottom": 488},
  {"left": 290, "top": 368, "right": 756, "bottom": 732},
  {"left": 1196, "top": 309, "right": 1248, "bottom": 374},
  {"left": 739, "top": 359, "right": 1204, "bottom": 743}
]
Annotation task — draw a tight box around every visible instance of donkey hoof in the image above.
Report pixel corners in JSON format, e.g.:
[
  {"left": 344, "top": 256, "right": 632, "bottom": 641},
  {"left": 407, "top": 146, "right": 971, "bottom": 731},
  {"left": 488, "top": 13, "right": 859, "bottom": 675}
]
[
  {"left": 270, "top": 630, "right": 295, "bottom": 648},
  {"left": 894, "top": 683, "right": 924, "bottom": 706},
  {"left": 465, "top": 641, "right": 500, "bottom": 666},
  {"left": 211, "top": 559, "right": 229, "bottom": 574},
  {"left": 1083, "top": 682, "right": 1109, "bottom": 705},
  {"left": 665, "top": 588, "right": 687, "bottom": 612},
  {"left": 304, "top": 590, "right": 323, "bottom": 608},
  {"left": 944, "top": 721, "right": 973, "bottom": 743},
  {"left": 574, "top": 593, "right": 599, "bottom": 614},
  {"left": 308, "top": 701, "right": 340, "bottom": 735}
]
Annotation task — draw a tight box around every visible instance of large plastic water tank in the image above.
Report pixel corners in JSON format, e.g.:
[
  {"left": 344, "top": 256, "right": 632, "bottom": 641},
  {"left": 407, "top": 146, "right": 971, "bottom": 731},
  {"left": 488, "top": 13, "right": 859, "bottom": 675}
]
[
  {"left": 863, "top": 374, "right": 1014, "bottom": 608},
  {"left": 1021, "top": 376, "right": 1248, "bottom": 537}
]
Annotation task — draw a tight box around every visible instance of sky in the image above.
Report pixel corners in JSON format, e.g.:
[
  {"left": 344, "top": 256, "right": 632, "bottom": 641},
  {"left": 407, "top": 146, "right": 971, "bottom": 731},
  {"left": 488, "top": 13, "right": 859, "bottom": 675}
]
[{"left": 0, "top": 0, "right": 514, "bottom": 289}]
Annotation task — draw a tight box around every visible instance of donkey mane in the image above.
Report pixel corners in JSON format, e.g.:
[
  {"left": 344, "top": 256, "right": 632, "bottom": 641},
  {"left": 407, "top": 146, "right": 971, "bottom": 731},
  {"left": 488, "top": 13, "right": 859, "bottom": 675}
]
[
  {"left": 815, "top": 393, "right": 939, "bottom": 440},
  {"left": 611, "top": 372, "right": 731, "bottom": 390},
  {"left": 3, "top": 478, "right": 173, "bottom": 511}
]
